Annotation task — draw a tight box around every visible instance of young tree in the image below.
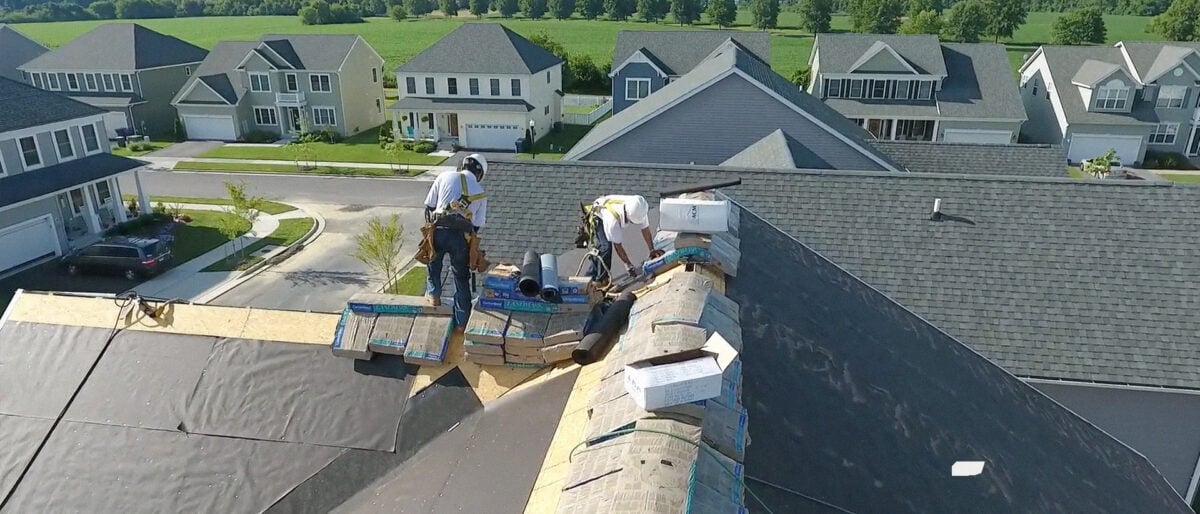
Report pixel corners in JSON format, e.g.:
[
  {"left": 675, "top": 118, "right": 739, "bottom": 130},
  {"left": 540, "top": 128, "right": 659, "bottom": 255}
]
[
  {"left": 407, "top": 0, "right": 434, "bottom": 15},
  {"left": 900, "top": 9, "right": 943, "bottom": 34},
  {"left": 221, "top": 181, "right": 265, "bottom": 260},
  {"left": 550, "top": 0, "right": 575, "bottom": 18},
  {"left": 497, "top": 0, "right": 518, "bottom": 15},
  {"left": 750, "top": 0, "right": 778, "bottom": 29},
  {"left": 848, "top": 0, "right": 904, "bottom": 34},
  {"left": 705, "top": 0, "right": 735, "bottom": 27},
  {"left": 984, "top": 0, "right": 1027, "bottom": 42},
  {"left": 390, "top": 3, "right": 407, "bottom": 18},
  {"left": 1083, "top": 149, "right": 1117, "bottom": 178},
  {"left": 604, "top": 0, "right": 634, "bottom": 20},
  {"left": 354, "top": 215, "right": 406, "bottom": 286},
  {"left": 440, "top": 0, "right": 456, "bottom": 15},
  {"left": 578, "top": 0, "right": 603, "bottom": 18},
  {"left": 942, "top": 0, "right": 988, "bottom": 42},
  {"left": 469, "top": 0, "right": 488, "bottom": 16},
  {"left": 1149, "top": 0, "right": 1200, "bottom": 41},
  {"left": 637, "top": 0, "right": 667, "bottom": 21},
  {"left": 523, "top": 0, "right": 548, "bottom": 17},
  {"left": 798, "top": 0, "right": 832, "bottom": 33},
  {"left": 789, "top": 66, "right": 811, "bottom": 89},
  {"left": 670, "top": 0, "right": 700, "bottom": 24},
  {"left": 1051, "top": 7, "right": 1106, "bottom": 45}
]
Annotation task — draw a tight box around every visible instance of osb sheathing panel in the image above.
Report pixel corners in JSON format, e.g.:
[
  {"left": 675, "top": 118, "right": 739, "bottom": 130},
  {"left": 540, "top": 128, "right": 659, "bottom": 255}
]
[{"left": 408, "top": 330, "right": 550, "bottom": 403}]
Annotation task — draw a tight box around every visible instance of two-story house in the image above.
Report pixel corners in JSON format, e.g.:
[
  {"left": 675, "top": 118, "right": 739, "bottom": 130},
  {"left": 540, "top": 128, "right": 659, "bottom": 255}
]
[
  {"left": 390, "top": 23, "right": 563, "bottom": 151},
  {"left": 18, "top": 23, "right": 207, "bottom": 139},
  {"left": 0, "top": 78, "right": 148, "bottom": 276},
  {"left": 1020, "top": 41, "right": 1200, "bottom": 164},
  {"left": 609, "top": 30, "right": 770, "bottom": 115},
  {"left": 808, "top": 34, "right": 1027, "bottom": 145},
  {"left": 0, "top": 24, "right": 48, "bottom": 82},
  {"left": 171, "top": 35, "right": 385, "bottom": 142}
]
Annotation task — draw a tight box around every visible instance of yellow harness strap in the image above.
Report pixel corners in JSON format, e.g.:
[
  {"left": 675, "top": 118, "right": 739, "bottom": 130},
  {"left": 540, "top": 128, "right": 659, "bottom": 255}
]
[{"left": 459, "top": 173, "right": 487, "bottom": 203}]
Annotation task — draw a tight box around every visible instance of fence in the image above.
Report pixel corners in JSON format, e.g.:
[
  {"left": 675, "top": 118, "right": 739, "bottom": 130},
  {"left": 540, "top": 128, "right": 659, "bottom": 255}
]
[
  {"left": 563, "top": 94, "right": 610, "bottom": 107},
  {"left": 562, "top": 96, "right": 613, "bottom": 126}
]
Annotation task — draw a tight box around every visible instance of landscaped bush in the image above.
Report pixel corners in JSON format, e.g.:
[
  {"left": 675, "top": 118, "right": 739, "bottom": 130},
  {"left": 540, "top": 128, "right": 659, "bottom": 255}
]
[
  {"left": 378, "top": 124, "right": 395, "bottom": 147},
  {"left": 412, "top": 141, "right": 436, "bottom": 153},
  {"left": 294, "top": 129, "right": 340, "bottom": 144},
  {"left": 241, "top": 130, "right": 278, "bottom": 143},
  {"left": 1144, "top": 150, "right": 1196, "bottom": 170},
  {"left": 401, "top": 141, "right": 414, "bottom": 151},
  {"left": 104, "top": 213, "right": 170, "bottom": 237}
]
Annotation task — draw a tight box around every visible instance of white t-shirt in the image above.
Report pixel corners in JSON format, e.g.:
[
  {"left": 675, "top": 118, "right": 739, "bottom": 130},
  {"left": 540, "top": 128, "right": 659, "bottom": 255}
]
[
  {"left": 425, "top": 171, "right": 487, "bottom": 228},
  {"left": 594, "top": 195, "right": 646, "bottom": 245}
]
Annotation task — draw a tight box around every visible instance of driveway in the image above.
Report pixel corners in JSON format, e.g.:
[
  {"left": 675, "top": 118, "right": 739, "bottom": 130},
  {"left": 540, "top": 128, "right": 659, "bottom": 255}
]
[
  {"left": 146, "top": 141, "right": 223, "bottom": 158},
  {"left": 0, "top": 259, "right": 141, "bottom": 312}
]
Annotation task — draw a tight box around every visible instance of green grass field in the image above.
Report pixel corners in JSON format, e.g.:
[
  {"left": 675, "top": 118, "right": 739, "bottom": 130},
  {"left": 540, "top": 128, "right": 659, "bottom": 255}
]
[
  {"left": 388, "top": 266, "right": 428, "bottom": 295},
  {"left": 174, "top": 160, "right": 427, "bottom": 176},
  {"left": 204, "top": 217, "right": 315, "bottom": 271},
  {"left": 121, "top": 194, "right": 297, "bottom": 214},
  {"left": 198, "top": 125, "right": 446, "bottom": 164},
  {"left": 14, "top": 12, "right": 1155, "bottom": 84}
]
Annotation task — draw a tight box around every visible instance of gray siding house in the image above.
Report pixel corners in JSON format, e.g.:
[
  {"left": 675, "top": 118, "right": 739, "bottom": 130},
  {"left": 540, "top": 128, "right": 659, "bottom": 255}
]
[
  {"left": 0, "top": 78, "right": 147, "bottom": 276},
  {"left": 1020, "top": 41, "right": 1200, "bottom": 165},
  {"left": 0, "top": 24, "right": 48, "bottom": 82},
  {"left": 172, "top": 35, "right": 385, "bottom": 142},
  {"left": 609, "top": 30, "right": 770, "bottom": 115},
  {"left": 808, "top": 34, "right": 1027, "bottom": 145},
  {"left": 18, "top": 23, "right": 207, "bottom": 139}
]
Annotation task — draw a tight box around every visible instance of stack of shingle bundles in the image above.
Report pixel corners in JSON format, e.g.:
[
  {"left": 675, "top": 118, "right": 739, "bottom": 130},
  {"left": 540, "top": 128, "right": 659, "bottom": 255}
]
[
  {"left": 504, "top": 311, "right": 552, "bottom": 365},
  {"left": 541, "top": 312, "right": 591, "bottom": 364},
  {"left": 481, "top": 264, "right": 593, "bottom": 306},
  {"left": 463, "top": 304, "right": 507, "bottom": 366},
  {"left": 367, "top": 313, "right": 415, "bottom": 355},
  {"left": 404, "top": 313, "right": 455, "bottom": 366},
  {"left": 336, "top": 293, "right": 456, "bottom": 364}
]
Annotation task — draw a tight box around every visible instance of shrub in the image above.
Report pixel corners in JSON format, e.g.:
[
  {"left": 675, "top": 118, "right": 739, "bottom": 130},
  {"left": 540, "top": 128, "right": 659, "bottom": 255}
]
[
  {"left": 383, "top": 74, "right": 397, "bottom": 88},
  {"left": 1144, "top": 150, "right": 1196, "bottom": 170},
  {"left": 241, "top": 130, "right": 278, "bottom": 143},
  {"left": 378, "top": 124, "right": 395, "bottom": 147},
  {"left": 294, "top": 129, "right": 339, "bottom": 144},
  {"left": 401, "top": 141, "right": 414, "bottom": 151},
  {"left": 413, "top": 141, "right": 436, "bottom": 153}
]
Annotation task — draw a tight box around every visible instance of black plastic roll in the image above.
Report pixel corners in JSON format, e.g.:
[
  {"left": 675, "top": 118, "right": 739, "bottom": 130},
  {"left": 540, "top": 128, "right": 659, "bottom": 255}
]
[
  {"left": 518, "top": 250, "right": 541, "bottom": 297},
  {"left": 572, "top": 292, "right": 638, "bottom": 365}
]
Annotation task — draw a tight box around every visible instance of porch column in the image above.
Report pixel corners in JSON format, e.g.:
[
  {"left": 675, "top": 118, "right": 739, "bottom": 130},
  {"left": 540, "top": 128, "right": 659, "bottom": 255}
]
[
  {"left": 114, "top": 178, "right": 128, "bottom": 222},
  {"left": 134, "top": 168, "right": 151, "bottom": 216},
  {"left": 392, "top": 115, "right": 400, "bottom": 140},
  {"left": 889, "top": 120, "right": 899, "bottom": 141},
  {"left": 932, "top": 120, "right": 941, "bottom": 142},
  {"left": 81, "top": 184, "right": 102, "bottom": 235},
  {"left": 432, "top": 112, "right": 439, "bottom": 141}
]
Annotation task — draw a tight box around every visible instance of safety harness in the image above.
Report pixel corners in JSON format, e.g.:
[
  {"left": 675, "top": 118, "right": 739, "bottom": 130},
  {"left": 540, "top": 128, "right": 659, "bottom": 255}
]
[
  {"left": 433, "top": 172, "right": 487, "bottom": 231},
  {"left": 581, "top": 197, "right": 625, "bottom": 245}
]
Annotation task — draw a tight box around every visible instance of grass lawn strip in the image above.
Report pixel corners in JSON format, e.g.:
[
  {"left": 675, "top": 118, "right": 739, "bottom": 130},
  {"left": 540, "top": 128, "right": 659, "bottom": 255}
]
[
  {"left": 198, "top": 125, "right": 445, "bottom": 165},
  {"left": 203, "top": 217, "right": 316, "bottom": 272},
  {"left": 122, "top": 195, "right": 296, "bottom": 215},
  {"left": 174, "top": 160, "right": 426, "bottom": 177},
  {"left": 389, "top": 266, "right": 428, "bottom": 296},
  {"left": 1160, "top": 174, "right": 1200, "bottom": 185}
]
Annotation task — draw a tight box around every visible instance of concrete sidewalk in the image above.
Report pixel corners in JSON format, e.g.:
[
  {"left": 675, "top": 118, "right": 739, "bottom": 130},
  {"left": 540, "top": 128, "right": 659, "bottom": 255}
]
[{"left": 139, "top": 156, "right": 439, "bottom": 170}]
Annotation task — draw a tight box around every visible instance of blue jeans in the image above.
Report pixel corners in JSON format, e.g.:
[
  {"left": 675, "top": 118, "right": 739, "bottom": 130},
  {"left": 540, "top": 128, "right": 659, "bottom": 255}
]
[
  {"left": 426, "top": 227, "right": 471, "bottom": 327},
  {"left": 585, "top": 216, "right": 612, "bottom": 283}
]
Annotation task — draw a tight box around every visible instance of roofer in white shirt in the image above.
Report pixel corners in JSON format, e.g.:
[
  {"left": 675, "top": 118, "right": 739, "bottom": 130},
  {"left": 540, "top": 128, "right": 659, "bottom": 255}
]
[
  {"left": 422, "top": 154, "right": 487, "bottom": 327},
  {"left": 578, "top": 194, "right": 664, "bottom": 286}
]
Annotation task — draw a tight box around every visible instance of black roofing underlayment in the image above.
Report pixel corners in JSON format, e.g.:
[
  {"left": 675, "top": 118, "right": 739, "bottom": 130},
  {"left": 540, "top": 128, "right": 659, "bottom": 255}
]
[{"left": 726, "top": 208, "right": 1190, "bottom": 513}]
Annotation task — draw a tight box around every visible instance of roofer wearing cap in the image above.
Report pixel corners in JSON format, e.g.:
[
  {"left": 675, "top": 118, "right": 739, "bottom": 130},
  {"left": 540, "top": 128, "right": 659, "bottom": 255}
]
[
  {"left": 580, "top": 194, "right": 664, "bottom": 286},
  {"left": 421, "top": 154, "right": 488, "bottom": 327}
]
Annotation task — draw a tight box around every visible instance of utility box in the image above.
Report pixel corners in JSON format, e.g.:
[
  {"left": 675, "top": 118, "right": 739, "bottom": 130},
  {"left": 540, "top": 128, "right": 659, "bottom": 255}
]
[
  {"left": 623, "top": 332, "right": 739, "bottom": 410},
  {"left": 658, "top": 199, "right": 729, "bottom": 234}
]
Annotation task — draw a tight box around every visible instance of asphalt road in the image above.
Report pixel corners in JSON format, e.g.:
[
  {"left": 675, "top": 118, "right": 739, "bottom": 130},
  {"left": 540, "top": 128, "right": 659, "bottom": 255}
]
[{"left": 119, "top": 169, "right": 431, "bottom": 207}]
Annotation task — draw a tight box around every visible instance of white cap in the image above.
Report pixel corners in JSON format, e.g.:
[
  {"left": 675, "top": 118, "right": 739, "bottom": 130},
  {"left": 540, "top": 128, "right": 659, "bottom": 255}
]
[{"left": 625, "top": 195, "right": 649, "bottom": 225}]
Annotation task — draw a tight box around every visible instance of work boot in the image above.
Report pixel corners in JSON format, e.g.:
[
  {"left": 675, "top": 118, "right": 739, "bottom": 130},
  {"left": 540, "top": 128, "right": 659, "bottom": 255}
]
[{"left": 425, "top": 294, "right": 442, "bottom": 307}]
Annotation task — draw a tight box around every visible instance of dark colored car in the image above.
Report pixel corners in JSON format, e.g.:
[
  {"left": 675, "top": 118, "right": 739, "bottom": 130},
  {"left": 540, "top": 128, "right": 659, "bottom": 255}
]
[{"left": 62, "top": 237, "right": 173, "bottom": 280}]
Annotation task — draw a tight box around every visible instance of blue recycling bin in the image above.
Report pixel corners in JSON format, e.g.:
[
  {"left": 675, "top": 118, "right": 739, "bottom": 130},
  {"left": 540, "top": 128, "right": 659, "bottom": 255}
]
[{"left": 515, "top": 138, "right": 526, "bottom": 154}]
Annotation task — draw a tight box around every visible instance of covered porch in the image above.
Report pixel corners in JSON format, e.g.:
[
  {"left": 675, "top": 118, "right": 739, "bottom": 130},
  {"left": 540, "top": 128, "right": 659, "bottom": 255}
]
[
  {"left": 55, "top": 176, "right": 140, "bottom": 249},
  {"left": 849, "top": 117, "right": 938, "bottom": 142},
  {"left": 389, "top": 97, "right": 534, "bottom": 150}
]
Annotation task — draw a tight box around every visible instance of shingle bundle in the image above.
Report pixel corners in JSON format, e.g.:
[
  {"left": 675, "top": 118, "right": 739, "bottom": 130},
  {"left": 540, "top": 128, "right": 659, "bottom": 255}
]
[{"left": 331, "top": 294, "right": 455, "bottom": 365}]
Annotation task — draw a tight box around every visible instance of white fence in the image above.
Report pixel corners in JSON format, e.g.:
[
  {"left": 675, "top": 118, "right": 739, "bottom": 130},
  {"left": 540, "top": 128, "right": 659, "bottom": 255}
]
[
  {"left": 563, "top": 94, "right": 610, "bottom": 107},
  {"left": 562, "top": 95, "right": 613, "bottom": 126}
]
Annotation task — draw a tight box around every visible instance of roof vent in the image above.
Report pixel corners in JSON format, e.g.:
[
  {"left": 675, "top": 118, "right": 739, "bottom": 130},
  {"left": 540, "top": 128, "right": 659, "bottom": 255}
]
[{"left": 930, "top": 198, "right": 943, "bottom": 221}]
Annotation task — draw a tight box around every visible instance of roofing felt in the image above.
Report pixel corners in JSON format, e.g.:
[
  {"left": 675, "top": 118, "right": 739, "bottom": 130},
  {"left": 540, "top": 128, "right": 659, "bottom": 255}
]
[
  {"left": 872, "top": 141, "right": 1068, "bottom": 177},
  {"left": 395, "top": 23, "right": 563, "bottom": 75},
  {"left": 391, "top": 96, "right": 534, "bottom": 113},
  {"left": 611, "top": 30, "right": 771, "bottom": 76},
  {"left": 814, "top": 33, "right": 948, "bottom": 76},
  {"left": 0, "top": 76, "right": 104, "bottom": 134},
  {"left": 1035, "top": 46, "right": 1157, "bottom": 126},
  {"left": 19, "top": 23, "right": 207, "bottom": 71},
  {"left": 481, "top": 159, "right": 1200, "bottom": 390},
  {"left": 0, "top": 153, "right": 144, "bottom": 208},
  {"left": 0, "top": 24, "right": 48, "bottom": 82}
]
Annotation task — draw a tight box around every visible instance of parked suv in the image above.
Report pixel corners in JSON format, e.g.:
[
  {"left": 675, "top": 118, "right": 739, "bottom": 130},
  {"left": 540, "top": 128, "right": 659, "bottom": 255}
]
[{"left": 63, "top": 237, "right": 173, "bottom": 280}]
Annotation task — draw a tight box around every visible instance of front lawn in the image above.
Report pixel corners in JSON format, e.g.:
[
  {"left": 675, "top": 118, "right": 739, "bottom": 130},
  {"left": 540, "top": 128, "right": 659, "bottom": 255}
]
[
  {"left": 1160, "top": 174, "right": 1200, "bottom": 185},
  {"left": 111, "top": 140, "right": 172, "bottom": 157},
  {"left": 159, "top": 210, "right": 249, "bottom": 264},
  {"left": 203, "top": 217, "right": 316, "bottom": 272},
  {"left": 122, "top": 194, "right": 296, "bottom": 215},
  {"left": 174, "top": 160, "right": 426, "bottom": 177},
  {"left": 388, "top": 266, "right": 427, "bottom": 296},
  {"left": 198, "top": 126, "right": 446, "bottom": 165}
]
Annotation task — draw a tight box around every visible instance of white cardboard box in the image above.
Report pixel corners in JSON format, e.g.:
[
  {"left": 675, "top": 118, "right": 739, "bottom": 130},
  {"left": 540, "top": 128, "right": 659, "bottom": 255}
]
[
  {"left": 658, "top": 198, "right": 729, "bottom": 234},
  {"left": 623, "top": 332, "right": 740, "bottom": 410}
]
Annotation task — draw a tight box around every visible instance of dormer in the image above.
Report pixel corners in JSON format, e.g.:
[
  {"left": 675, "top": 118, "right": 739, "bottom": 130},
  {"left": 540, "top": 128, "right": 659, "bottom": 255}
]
[
  {"left": 1072, "top": 60, "right": 1134, "bottom": 113},
  {"left": 814, "top": 37, "right": 947, "bottom": 101}
]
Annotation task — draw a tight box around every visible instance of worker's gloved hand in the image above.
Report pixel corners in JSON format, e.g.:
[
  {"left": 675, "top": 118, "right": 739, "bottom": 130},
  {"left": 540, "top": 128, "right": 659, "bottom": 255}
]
[
  {"left": 648, "top": 249, "right": 665, "bottom": 259},
  {"left": 625, "top": 264, "right": 638, "bottom": 277}
]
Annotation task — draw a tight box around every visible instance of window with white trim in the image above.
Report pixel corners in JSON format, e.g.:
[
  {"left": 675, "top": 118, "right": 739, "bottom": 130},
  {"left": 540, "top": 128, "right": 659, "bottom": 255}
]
[
  {"left": 490, "top": 78, "right": 500, "bottom": 96},
  {"left": 1149, "top": 122, "right": 1179, "bottom": 144},
  {"left": 249, "top": 72, "right": 270, "bottom": 92},
  {"left": 917, "top": 80, "right": 933, "bottom": 100},
  {"left": 425, "top": 77, "right": 435, "bottom": 95},
  {"left": 47, "top": 73, "right": 60, "bottom": 90},
  {"left": 848, "top": 79, "right": 864, "bottom": 98},
  {"left": 120, "top": 74, "right": 133, "bottom": 92},
  {"left": 870, "top": 80, "right": 888, "bottom": 99},
  {"left": 85, "top": 73, "right": 97, "bottom": 91},
  {"left": 312, "top": 107, "right": 336, "bottom": 126},
  {"left": 253, "top": 107, "right": 279, "bottom": 126},
  {"left": 896, "top": 80, "right": 910, "bottom": 99},
  {"left": 511, "top": 78, "right": 521, "bottom": 96},
  {"left": 448, "top": 77, "right": 458, "bottom": 95},
  {"left": 469, "top": 78, "right": 479, "bottom": 95},
  {"left": 82, "top": 124, "right": 100, "bottom": 154},
  {"left": 1157, "top": 86, "right": 1187, "bottom": 109},
  {"left": 19, "top": 136, "right": 41, "bottom": 169},
  {"left": 285, "top": 73, "right": 298, "bottom": 92},
  {"left": 825, "top": 79, "right": 841, "bottom": 98},
  {"left": 32, "top": 73, "right": 43, "bottom": 89},
  {"left": 625, "top": 78, "right": 650, "bottom": 100},
  {"left": 102, "top": 74, "right": 115, "bottom": 91},
  {"left": 67, "top": 74, "right": 79, "bottom": 91},
  {"left": 406, "top": 76, "right": 416, "bottom": 94},
  {"left": 96, "top": 181, "right": 112, "bottom": 205},
  {"left": 1095, "top": 86, "right": 1128, "bottom": 110},
  {"left": 310, "top": 74, "right": 331, "bottom": 92},
  {"left": 54, "top": 129, "right": 74, "bottom": 160}
]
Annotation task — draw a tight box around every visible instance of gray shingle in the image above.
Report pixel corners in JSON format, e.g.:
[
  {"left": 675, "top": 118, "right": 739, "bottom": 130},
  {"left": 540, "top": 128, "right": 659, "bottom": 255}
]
[
  {"left": 0, "top": 24, "right": 48, "bottom": 82},
  {"left": 1118, "top": 41, "right": 1200, "bottom": 83},
  {"left": 719, "top": 129, "right": 797, "bottom": 168},
  {"left": 173, "top": 41, "right": 257, "bottom": 105},
  {"left": 873, "top": 141, "right": 1067, "bottom": 177},
  {"left": 258, "top": 34, "right": 364, "bottom": 71},
  {"left": 611, "top": 30, "right": 770, "bottom": 76},
  {"left": 0, "top": 76, "right": 104, "bottom": 133},
  {"left": 395, "top": 23, "right": 562, "bottom": 75},
  {"left": 1071, "top": 59, "right": 1122, "bottom": 87},
  {"left": 19, "top": 23, "right": 207, "bottom": 71},
  {"left": 1, "top": 152, "right": 145, "bottom": 208},
  {"left": 1036, "top": 46, "right": 1156, "bottom": 126},
  {"left": 813, "top": 33, "right": 947, "bottom": 76}
]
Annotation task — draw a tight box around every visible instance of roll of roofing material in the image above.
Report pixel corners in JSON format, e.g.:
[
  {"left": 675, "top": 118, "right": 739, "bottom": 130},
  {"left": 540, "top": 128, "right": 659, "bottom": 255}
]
[
  {"left": 572, "top": 292, "right": 638, "bottom": 365},
  {"left": 540, "top": 254, "right": 561, "bottom": 303},
  {"left": 518, "top": 250, "right": 541, "bottom": 297}
]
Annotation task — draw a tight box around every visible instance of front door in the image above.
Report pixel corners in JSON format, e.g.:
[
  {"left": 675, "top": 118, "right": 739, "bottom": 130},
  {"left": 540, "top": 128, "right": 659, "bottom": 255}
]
[
  {"left": 448, "top": 114, "right": 459, "bottom": 137},
  {"left": 285, "top": 107, "right": 302, "bottom": 133},
  {"left": 1189, "top": 126, "right": 1200, "bottom": 156}
]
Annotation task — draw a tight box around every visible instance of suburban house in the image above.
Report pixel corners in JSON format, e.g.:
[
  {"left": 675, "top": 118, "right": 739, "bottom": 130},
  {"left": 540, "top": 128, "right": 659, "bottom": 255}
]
[
  {"left": 18, "top": 23, "right": 207, "bottom": 139},
  {"left": 807, "top": 33, "right": 1027, "bottom": 145},
  {"left": 609, "top": 30, "right": 770, "bottom": 115},
  {"left": 171, "top": 35, "right": 385, "bottom": 142},
  {"left": 390, "top": 23, "right": 563, "bottom": 151},
  {"left": 0, "top": 78, "right": 147, "bottom": 276},
  {"left": 1019, "top": 41, "right": 1200, "bottom": 164},
  {"left": 0, "top": 24, "right": 48, "bottom": 82},
  {"left": 564, "top": 39, "right": 901, "bottom": 171}
]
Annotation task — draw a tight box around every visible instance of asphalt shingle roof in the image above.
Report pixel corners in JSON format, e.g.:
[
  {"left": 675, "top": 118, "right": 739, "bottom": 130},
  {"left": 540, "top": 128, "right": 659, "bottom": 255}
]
[
  {"left": 873, "top": 141, "right": 1067, "bottom": 177},
  {"left": 395, "top": 23, "right": 562, "bottom": 75},
  {"left": 258, "top": 34, "right": 365, "bottom": 71},
  {"left": 0, "top": 77, "right": 104, "bottom": 134},
  {"left": 611, "top": 30, "right": 770, "bottom": 76},
  {"left": 813, "top": 33, "right": 947, "bottom": 76},
  {"left": 1037, "top": 46, "right": 1155, "bottom": 126},
  {"left": 1072, "top": 59, "right": 1122, "bottom": 86},
  {"left": 19, "top": 23, "right": 207, "bottom": 71},
  {"left": 0, "top": 24, "right": 48, "bottom": 82},
  {"left": 0, "top": 153, "right": 145, "bottom": 208},
  {"left": 719, "top": 129, "right": 799, "bottom": 168},
  {"left": 173, "top": 41, "right": 256, "bottom": 105},
  {"left": 1118, "top": 41, "right": 1200, "bottom": 83},
  {"left": 482, "top": 158, "right": 1200, "bottom": 391}
]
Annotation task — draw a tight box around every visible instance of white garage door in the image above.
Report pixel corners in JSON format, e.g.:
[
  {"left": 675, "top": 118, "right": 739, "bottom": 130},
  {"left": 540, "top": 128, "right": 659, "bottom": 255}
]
[
  {"left": 465, "top": 123, "right": 522, "bottom": 150},
  {"left": 1068, "top": 134, "right": 1143, "bottom": 164},
  {"left": 942, "top": 129, "right": 1013, "bottom": 145},
  {"left": 183, "top": 115, "right": 237, "bottom": 141},
  {"left": 0, "top": 215, "right": 60, "bottom": 275},
  {"left": 103, "top": 111, "right": 129, "bottom": 138}
]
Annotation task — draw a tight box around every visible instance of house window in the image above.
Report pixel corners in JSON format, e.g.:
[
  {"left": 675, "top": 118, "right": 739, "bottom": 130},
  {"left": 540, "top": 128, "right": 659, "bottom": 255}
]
[
  {"left": 85, "top": 73, "right": 97, "bottom": 91},
  {"left": 895, "top": 80, "right": 910, "bottom": 99},
  {"left": 310, "top": 74, "right": 332, "bottom": 93},
  {"left": 67, "top": 74, "right": 80, "bottom": 91},
  {"left": 120, "top": 74, "right": 133, "bottom": 92},
  {"left": 848, "top": 79, "right": 864, "bottom": 99},
  {"left": 312, "top": 107, "right": 336, "bottom": 126},
  {"left": 102, "top": 74, "right": 115, "bottom": 91},
  {"left": 1157, "top": 86, "right": 1187, "bottom": 109},
  {"left": 546, "top": 70, "right": 550, "bottom": 83},
  {"left": 895, "top": 119, "right": 935, "bottom": 141},
  {"left": 96, "top": 181, "right": 112, "bottom": 205},
  {"left": 47, "top": 73, "right": 60, "bottom": 90},
  {"left": 425, "top": 77, "right": 435, "bottom": 95},
  {"left": 917, "top": 81, "right": 933, "bottom": 100},
  {"left": 406, "top": 76, "right": 416, "bottom": 94},
  {"left": 870, "top": 80, "right": 888, "bottom": 99},
  {"left": 249, "top": 73, "right": 270, "bottom": 92},
  {"left": 82, "top": 124, "right": 100, "bottom": 154},
  {"left": 32, "top": 73, "right": 43, "bottom": 89},
  {"left": 490, "top": 78, "right": 500, "bottom": 96},
  {"left": 512, "top": 78, "right": 521, "bottom": 96},
  {"left": 625, "top": 78, "right": 650, "bottom": 100},
  {"left": 448, "top": 77, "right": 458, "bottom": 95},
  {"left": 285, "top": 73, "right": 298, "bottom": 92},
  {"left": 375, "top": 99, "right": 381, "bottom": 113},
  {"left": 54, "top": 129, "right": 74, "bottom": 160},
  {"left": 372, "top": 68, "right": 378, "bottom": 83},
  {"left": 1095, "top": 87, "right": 1128, "bottom": 110},
  {"left": 19, "top": 136, "right": 41, "bottom": 169},
  {"left": 253, "top": 107, "right": 278, "bottom": 126},
  {"left": 469, "top": 78, "right": 479, "bottom": 95},
  {"left": 825, "top": 79, "right": 841, "bottom": 98},
  {"left": 545, "top": 105, "right": 549, "bottom": 115},
  {"left": 185, "top": 66, "right": 191, "bottom": 76},
  {"left": 1149, "top": 122, "right": 1179, "bottom": 144}
]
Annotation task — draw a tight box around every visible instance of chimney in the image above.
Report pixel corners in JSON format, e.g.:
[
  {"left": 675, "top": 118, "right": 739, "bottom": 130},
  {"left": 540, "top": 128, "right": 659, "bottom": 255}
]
[{"left": 930, "top": 198, "right": 943, "bottom": 221}]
